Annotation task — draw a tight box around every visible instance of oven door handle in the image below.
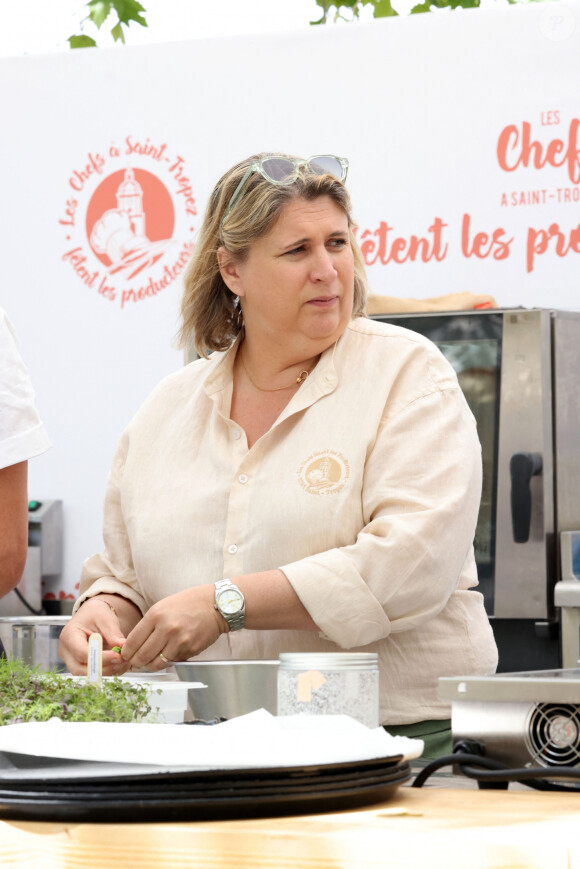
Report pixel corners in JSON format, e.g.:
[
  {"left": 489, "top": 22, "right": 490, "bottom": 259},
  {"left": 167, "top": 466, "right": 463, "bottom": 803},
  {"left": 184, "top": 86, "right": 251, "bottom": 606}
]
[{"left": 509, "top": 452, "right": 543, "bottom": 543}]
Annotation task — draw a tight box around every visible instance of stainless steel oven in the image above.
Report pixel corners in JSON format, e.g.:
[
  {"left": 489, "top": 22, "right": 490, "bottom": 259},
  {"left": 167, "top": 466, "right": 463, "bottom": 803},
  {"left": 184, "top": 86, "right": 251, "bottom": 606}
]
[{"left": 372, "top": 308, "right": 580, "bottom": 671}]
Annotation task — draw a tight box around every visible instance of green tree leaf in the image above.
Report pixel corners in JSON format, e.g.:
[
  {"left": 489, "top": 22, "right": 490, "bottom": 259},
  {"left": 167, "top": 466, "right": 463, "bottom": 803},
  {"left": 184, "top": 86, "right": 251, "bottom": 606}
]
[
  {"left": 68, "top": 34, "right": 98, "bottom": 48},
  {"left": 111, "top": 0, "right": 148, "bottom": 27},
  {"left": 372, "top": 0, "right": 399, "bottom": 16},
  {"left": 70, "top": 0, "right": 148, "bottom": 49},
  {"left": 312, "top": 0, "right": 365, "bottom": 24},
  {"left": 429, "top": 0, "right": 481, "bottom": 8},
  {"left": 86, "top": 1, "right": 112, "bottom": 29},
  {"left": 111, "top": 21, "right": 126, "bottom": 43}
]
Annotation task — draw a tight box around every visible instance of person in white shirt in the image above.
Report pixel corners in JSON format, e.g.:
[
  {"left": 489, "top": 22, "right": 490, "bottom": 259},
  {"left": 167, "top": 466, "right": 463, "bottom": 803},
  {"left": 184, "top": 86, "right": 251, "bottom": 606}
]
[
  {"left": 59, "top": 154, "right": 497, "bottom": 755},
  {"left": 0, "top": 308, "right": 51, "bottom": 596}
]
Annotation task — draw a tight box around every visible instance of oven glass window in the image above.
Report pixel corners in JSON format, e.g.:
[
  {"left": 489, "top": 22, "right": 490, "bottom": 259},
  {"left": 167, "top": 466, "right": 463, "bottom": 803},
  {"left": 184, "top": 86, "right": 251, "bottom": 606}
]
[
  {"left": 572, "top": 533, "right": 580, "bottom": 579},
  {"left": 437, "top": 339, "right": 499, "bottom": 571}
]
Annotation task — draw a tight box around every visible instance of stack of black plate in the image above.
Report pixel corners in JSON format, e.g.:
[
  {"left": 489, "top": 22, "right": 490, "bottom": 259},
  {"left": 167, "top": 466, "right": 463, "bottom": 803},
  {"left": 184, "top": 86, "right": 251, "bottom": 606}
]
[{"left": 0, "top": 751, "right": 410, "bottom": 822}]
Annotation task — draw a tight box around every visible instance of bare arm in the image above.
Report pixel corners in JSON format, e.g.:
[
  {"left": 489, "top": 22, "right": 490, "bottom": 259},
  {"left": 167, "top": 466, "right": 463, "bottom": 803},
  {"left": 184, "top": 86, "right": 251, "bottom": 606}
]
[
  {"left": 0, "top": 461, "right": 29, "bottom": 597},
  {"left": 119, "top": 569, "right": 319, "bottom": 671},
  {"left": 235, "top": 569, "right": 319, "bottom": 631}
]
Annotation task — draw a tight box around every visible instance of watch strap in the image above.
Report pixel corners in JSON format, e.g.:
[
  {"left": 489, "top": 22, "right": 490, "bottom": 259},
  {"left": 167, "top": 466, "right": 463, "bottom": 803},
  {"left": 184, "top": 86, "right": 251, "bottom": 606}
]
[{"left": 214, "top": 579, "right": 245, "bottom": 631}]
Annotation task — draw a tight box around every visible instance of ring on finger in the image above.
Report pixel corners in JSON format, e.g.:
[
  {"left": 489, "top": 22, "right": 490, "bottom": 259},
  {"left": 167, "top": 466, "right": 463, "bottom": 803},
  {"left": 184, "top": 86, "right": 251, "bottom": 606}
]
[{"left": 159, "top": 652, "right": 170, "bottom": 664}]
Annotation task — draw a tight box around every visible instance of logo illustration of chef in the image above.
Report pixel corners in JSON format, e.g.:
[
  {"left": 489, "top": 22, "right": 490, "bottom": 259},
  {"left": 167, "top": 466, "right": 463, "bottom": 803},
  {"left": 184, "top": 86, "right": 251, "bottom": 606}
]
[{"left": 89, "top": 168, "right": 174, "bottom": 280}]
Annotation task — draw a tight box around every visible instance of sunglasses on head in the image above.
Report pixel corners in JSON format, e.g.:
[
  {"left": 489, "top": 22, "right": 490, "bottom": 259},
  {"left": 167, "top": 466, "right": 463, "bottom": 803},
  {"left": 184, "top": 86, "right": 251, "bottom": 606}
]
[{"left": 219, "top": 154, "right": 349, "bottom": 238}]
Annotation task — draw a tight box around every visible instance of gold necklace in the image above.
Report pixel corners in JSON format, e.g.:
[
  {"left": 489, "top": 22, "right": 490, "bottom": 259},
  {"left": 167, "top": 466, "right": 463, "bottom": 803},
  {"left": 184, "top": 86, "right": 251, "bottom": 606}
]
[{"left": 240, "top": 353, "right": 311, "bottom": 393}]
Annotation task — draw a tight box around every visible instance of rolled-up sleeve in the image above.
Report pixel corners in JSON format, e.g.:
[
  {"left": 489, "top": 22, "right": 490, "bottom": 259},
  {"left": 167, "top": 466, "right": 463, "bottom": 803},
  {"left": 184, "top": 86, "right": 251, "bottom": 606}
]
[{"left": 281, "top": 385, "right": 482, "bottom": 649}]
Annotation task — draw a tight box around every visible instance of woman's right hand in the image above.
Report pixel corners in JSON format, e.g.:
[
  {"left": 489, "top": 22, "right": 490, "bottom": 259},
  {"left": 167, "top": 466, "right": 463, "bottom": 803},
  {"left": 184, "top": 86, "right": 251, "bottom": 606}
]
[{"left": 58, "top": 596, "right": 136, "bottom": 676}]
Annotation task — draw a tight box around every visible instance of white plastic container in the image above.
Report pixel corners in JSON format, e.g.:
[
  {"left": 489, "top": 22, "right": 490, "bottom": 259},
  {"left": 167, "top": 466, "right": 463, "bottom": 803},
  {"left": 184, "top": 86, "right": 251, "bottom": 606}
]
[
  {"left": 70, "top": 673, "right": 206, "bottom": 724},
  {"left": 117, "top": 674, "right": 206, "bottom": 724},
  {"left": 277, "top": 653, "right": 379, "bottom": 729}
]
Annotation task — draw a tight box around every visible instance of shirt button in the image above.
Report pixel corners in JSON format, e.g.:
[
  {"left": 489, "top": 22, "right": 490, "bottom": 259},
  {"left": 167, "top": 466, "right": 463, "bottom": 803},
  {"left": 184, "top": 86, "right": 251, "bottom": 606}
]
[
  {"left": 232, "top": 430, "right": 241, "bottom": 440},
  {"left": 227, "top": 544, "right": 238, "bottom": 554},
  {"left": 238, "top": 474, "right": 248, "bottom": 484}
]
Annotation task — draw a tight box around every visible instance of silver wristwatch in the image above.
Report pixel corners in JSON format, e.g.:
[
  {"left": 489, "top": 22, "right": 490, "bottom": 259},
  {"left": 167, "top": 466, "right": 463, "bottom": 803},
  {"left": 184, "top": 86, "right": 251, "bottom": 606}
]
[{"left": 214, "top": 579, "right": 245, "bottom": 631}]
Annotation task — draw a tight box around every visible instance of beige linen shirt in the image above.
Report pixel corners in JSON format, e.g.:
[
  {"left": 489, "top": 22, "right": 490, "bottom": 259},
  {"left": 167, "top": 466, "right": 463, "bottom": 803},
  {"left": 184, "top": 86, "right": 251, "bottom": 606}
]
[{"left": 77, "top": 317, "right": 498, "bottom": 725}]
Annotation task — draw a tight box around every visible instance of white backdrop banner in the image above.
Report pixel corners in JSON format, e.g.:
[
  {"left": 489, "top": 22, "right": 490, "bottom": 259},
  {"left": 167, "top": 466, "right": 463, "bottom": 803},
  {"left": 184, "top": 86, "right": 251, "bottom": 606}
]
[{"left": 0, "top": 1, "right": 578, "bottom": 600}]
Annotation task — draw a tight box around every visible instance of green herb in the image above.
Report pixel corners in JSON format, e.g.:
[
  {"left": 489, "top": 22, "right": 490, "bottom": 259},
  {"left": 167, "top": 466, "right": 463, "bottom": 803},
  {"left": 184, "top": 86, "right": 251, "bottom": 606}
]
[
  {"left": 0, "top": 659, "right": 157, "bottom": 726},
  {"left": 111, "top": 645, "right": 123, "bottom": 654}
]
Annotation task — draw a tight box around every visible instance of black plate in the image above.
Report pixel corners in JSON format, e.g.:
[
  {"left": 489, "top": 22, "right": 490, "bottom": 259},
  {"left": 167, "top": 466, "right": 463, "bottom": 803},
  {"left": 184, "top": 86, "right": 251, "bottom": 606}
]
[{"left": 0, "top": 753, "right": 410, "bottom": 822}]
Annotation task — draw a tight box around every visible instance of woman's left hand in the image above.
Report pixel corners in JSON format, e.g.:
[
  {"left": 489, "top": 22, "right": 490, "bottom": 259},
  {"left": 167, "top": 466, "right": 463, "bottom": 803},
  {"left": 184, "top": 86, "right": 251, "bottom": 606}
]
[{"left": 119, "top": 586, "right": 226, "bottom": 670}]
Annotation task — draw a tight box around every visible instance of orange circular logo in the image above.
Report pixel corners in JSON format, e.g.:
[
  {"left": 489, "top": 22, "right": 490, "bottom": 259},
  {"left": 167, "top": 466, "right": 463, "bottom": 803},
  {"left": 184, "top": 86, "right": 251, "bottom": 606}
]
[{"left": 58, "top": 136, "right": 196, "bottom": 308}]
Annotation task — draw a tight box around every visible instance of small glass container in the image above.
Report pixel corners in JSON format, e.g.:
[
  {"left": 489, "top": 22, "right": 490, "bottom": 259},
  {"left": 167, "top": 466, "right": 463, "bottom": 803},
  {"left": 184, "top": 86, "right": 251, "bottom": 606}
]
[{"left": 277, "top": 652, "right": 379, "bottom": 728}]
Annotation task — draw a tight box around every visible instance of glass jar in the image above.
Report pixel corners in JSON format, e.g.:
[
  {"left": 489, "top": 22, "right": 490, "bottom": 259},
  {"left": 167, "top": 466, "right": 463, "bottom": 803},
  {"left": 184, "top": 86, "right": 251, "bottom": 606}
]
[{"left": 277, "top": 652, "right": 379, "bottom": 729}]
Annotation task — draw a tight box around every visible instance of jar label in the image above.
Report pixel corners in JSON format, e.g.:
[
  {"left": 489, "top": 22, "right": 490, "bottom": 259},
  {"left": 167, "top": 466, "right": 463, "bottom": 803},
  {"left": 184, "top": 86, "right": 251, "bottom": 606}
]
[{"left": 297, "top": 669, "right": 326, "bottom": 702}]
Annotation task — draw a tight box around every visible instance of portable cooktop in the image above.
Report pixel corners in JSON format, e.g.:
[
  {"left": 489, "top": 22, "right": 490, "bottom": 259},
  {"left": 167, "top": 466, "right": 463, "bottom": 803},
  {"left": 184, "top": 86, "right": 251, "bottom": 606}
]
[{"left": 439, "top": 668, "right": 580, "bottom": 771}]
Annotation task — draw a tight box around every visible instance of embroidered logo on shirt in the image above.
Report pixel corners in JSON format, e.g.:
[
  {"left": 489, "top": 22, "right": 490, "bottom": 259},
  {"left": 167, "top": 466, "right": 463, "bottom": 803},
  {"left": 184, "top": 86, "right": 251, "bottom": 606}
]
[{"left": 298, "top": 451, "right": 349, "bottom": 495}]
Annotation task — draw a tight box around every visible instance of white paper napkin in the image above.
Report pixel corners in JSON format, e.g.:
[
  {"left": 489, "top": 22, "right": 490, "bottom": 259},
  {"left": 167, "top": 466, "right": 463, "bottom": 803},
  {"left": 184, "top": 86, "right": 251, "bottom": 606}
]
[{"left": 0, "top": 710, "right": 424, "bottom": 769}]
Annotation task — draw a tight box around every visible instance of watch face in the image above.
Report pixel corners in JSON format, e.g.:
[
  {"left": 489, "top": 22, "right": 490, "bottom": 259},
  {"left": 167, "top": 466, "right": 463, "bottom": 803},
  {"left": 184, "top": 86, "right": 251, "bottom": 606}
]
[{"left": 217, "top": 588, "right": 244, "bottom": 615}]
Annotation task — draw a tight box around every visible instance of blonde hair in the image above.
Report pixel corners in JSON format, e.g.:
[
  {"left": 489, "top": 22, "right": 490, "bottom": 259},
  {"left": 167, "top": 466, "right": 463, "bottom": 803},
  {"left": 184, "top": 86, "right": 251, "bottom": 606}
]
[{"left": 179, "top": 153, "right": 369, "bottom": 357}]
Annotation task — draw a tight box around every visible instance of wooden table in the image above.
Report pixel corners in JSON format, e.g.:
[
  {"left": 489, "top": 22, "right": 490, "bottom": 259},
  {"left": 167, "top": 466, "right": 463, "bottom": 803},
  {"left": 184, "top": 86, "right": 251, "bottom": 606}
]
[{"left": 1, "top": 785, "right": 580, "bottom": 868}]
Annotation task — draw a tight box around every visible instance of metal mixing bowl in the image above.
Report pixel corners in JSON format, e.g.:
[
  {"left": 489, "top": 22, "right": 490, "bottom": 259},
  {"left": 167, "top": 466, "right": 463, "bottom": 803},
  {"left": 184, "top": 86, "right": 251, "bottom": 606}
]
[
  {"left": 0, "top": 616, "right": 70, "bottom": 672},
  {"left": 173, "top": 660, "right": 279, "bottom": 720}
]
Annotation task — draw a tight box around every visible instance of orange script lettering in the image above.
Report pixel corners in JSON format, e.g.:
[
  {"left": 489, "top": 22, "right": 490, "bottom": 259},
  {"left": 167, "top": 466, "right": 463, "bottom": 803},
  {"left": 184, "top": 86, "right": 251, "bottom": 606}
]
[
  {"left": 497, "top": 119, "right": 580, "bottom": 184},
  {"left": 356, "top": 218, "right": 448, "bottom": 266},
  {"left": 526, "top": 222, "right": 580, "bottom": 272}
]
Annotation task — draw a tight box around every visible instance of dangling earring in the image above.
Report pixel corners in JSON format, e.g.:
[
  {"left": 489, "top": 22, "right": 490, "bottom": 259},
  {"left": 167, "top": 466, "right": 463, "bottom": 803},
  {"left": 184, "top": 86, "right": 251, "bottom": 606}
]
[{"left": 234, "top": 295, "right": 244, "bottom": 333}]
